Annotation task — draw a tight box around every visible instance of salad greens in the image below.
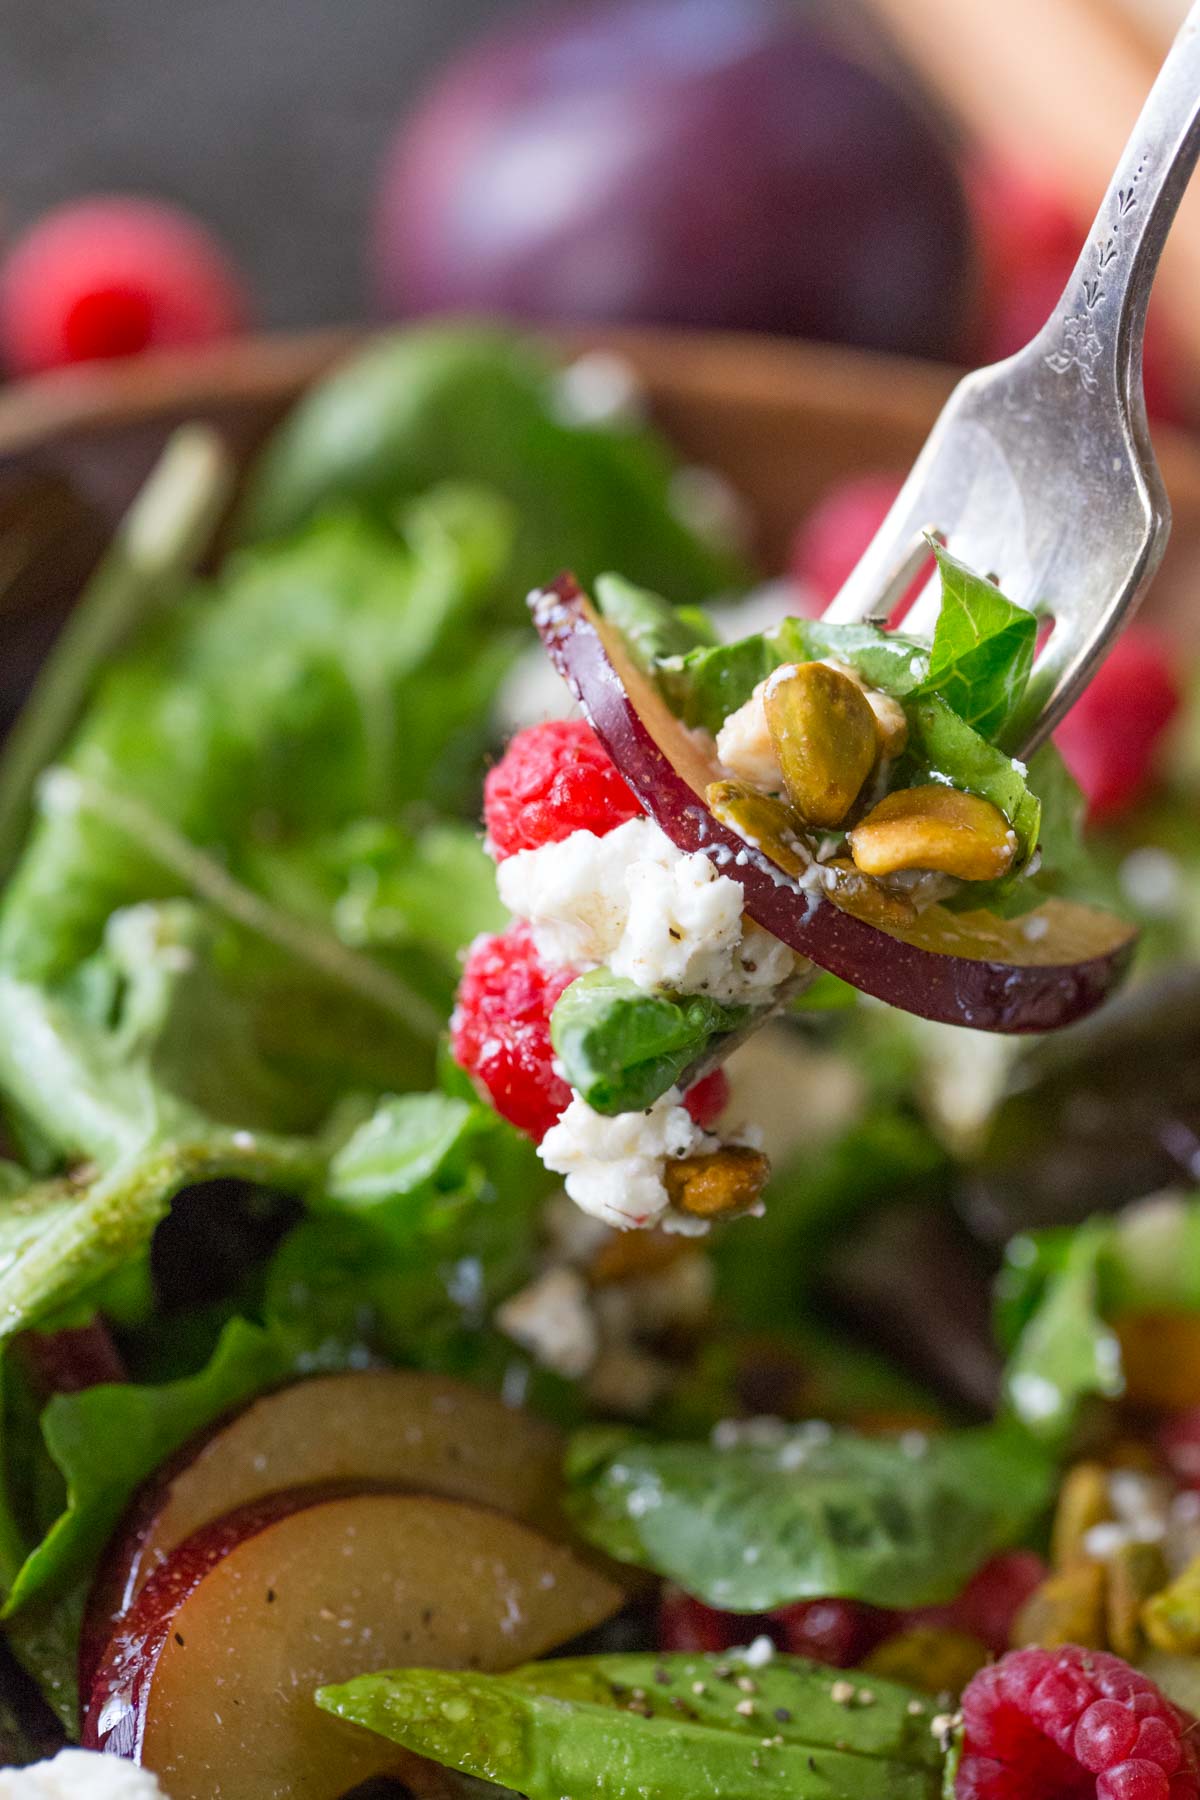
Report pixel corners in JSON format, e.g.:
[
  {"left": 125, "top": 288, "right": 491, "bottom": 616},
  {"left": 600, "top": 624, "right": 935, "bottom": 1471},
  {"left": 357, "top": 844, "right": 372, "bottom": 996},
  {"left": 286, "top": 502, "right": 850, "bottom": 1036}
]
[
  {"left": 549, "top": 969, "right": 753, "bottom": 1115},
  {"left": 565, "top": 1420, "right": 1054, "bottom": 1611},
  {"left": 318, "top": 1651, "right": 945, "bottom": 1800},
  {"left": 998, "top": 1193, "right": 1200, "bottom": 1441}
]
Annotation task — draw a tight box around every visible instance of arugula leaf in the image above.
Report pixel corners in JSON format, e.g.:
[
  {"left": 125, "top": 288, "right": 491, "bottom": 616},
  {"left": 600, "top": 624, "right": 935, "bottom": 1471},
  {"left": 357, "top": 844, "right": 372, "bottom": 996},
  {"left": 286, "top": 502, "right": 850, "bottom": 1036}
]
[
  {"left": 1001, "top": 1223, "right": 1124, "bottom": 1445},
  {"left": 919, "top": 546, "right": 1036, "bottom": 742},
  {"left": 566, "top": 1421, "right": 1053, "bottom": 1611},
  {"left": 550, "top": 970, "right": 753, "bottom": 1115},
  {"left": 2, "top": 1317, "right": 315, "bottom": 1617},
  {"left": 238, "top": 325, "right": 748, "bottom": 604},
  {"left": 318, "top": 1651, "right": 944, "bottom": 1800}
]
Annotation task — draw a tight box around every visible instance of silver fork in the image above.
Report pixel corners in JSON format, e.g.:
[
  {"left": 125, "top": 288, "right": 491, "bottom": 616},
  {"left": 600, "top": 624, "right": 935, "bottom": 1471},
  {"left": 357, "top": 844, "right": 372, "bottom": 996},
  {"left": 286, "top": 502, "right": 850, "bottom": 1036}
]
[{"left": 822, "top": 1, "right": 1200, "bottom": 757}]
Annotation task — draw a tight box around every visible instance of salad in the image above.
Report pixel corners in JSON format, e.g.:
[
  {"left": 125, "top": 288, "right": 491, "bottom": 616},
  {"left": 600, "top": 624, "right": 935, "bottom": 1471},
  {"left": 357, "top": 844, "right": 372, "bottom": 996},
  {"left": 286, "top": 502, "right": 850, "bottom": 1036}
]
[{"left": 0, "top": 323, "right": 1197, "bottom": 1800}]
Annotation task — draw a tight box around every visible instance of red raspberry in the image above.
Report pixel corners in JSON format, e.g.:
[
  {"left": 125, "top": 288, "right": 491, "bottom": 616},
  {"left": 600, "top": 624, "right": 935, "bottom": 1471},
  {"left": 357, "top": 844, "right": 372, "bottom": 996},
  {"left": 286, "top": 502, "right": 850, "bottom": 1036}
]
[
  {"left": 450, "top": 925, "right": 576, "bottom": 1141},
  {"left": 957, "top": 1646, "right": 1200, "bottom": 1800},
  {"left": 1158, "top": 1409, "right": 1200, "bottom": 1489},
  {"left": 790, "top": 473, "right": 930, "bottom": 626},
  {"left": 1054, "top": 628, "right": 1181, "bottom": 824},
  {"left": 906, "top": 1550, "right": 1047, "bottom": 1656},
  {"left": 657, "top": 1587, "right": 744, "bottom": 1654},
  {"left": 683, "top": 1068, "right": 730, "bottom": 1131},
  {"left": 773, "top": 1598, "right": 894, "bottom": 1668},
  {"left": 483, "top": 719, "right": 642, "bottom": 860},
  {"left": 0, "top": 196, "right": 248, "bottom": 375}
]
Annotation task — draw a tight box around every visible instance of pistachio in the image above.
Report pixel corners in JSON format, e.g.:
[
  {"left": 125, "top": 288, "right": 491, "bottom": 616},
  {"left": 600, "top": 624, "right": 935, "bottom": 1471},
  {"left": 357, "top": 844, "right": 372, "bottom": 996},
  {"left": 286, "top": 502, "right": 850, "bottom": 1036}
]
[
  {"left": 1107, "top": 1540, "right": 1168, "bottom": 1659},
  {"left": 589, "top": 1228, "right": 691, "bottom": 1286},
  {"left": 1052, "top": 1462, "right": 1113, "bottom": 1569},
  {"left": 705, "top": 780, "right": 810, "bottom": 879},
  {"left": 822, "top": 857, "right": 917, "bottom": 929},
  {"left": 1012, "top": 1560, "right": 1107, "bottom": 1650},
  {"left": 825, "top": 658, "right": 909, "bottom": 758},
  {"left": 663, "top": 1145, "right": 770, "bottom": 1219},
  {"left": 848, "top": 785, "right": 1016, "bottom": 883},
  {"left": 762, "top": 661, "right": 878, "bottom": 829},
  {"left": 1142, "top": 1554, "right": 1200, "bottom": 1655}
]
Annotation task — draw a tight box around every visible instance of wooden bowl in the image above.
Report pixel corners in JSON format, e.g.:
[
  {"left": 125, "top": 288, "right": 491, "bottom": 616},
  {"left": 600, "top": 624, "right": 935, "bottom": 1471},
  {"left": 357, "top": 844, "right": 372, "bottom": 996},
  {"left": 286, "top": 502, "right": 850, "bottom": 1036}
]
[{"left": 1, "top": 322, "right": 1199, "bottom": 669}]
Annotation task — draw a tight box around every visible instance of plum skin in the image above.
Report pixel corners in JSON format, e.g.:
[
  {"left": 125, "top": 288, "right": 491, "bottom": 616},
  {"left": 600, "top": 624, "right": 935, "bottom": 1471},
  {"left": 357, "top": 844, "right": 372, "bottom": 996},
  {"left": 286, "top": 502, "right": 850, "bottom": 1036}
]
[{"left": 375, "top": 0, "right": 974, "bottom": 361}]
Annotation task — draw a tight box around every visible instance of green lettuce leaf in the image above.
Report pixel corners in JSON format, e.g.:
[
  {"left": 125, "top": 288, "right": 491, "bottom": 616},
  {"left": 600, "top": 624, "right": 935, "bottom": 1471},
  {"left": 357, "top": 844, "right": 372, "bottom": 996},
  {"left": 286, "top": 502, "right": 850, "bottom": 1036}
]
[
  {"left": 2, "top": 1317, "right": 316, "bottom": 1618},
  {"left": 550, "top": 969, "right": 753, "bottom": 1115},
  {"left": 566, "top": 1420, "right": 1053, "bottom": 1611},
  {"left": 919, "top": 546, "right": 1036, "bottom": 742},
  {"left": 594, "top": 572, "right": 718, "bottom": 668},
  {"left": 239, "top": 325, "right": 748, "bottom": 603},
  {"left": 1001, "top": 1222, "right": 1123, "bottom": 1445},
  {"left": 317, "top": 1650, "right": 944, "bottom": 1800}
]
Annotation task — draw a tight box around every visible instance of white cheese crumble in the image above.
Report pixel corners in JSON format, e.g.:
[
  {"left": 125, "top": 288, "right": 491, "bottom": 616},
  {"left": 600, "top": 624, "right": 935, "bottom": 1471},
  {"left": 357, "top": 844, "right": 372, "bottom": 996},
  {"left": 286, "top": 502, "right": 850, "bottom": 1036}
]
[
  {"left": 0, "top": 1752, "right": 169, "bottom": 1799},
  {"left": 495, "top": 1267, "right": 599, "bottom": 1379},
  {"left": 497, "top": 817, "right": 795, "bottom": 1003},
  {"left": 539, "top": 1088, "right": 712, "bottom": 1229}
]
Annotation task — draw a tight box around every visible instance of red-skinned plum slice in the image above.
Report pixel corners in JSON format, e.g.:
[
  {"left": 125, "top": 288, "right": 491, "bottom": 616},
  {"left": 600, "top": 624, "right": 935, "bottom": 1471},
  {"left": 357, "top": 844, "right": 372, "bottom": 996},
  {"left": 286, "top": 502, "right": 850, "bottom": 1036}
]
[
  {"left": 82, "top": 1370, "right": 570, "bottom": 1694},
  {"left": 83, "top": 1489, "right": 624, "bottom": 1800},
  {"left": 531, "top": 575, "right": 1135, "bottom": 1033}
]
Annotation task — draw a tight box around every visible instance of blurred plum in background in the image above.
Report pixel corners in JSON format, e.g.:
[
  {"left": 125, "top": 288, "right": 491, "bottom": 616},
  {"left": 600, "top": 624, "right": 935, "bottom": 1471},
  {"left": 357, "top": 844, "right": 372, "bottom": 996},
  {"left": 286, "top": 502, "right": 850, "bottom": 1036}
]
[{"left": 373, "top": 0, "right": 975, "bottom": 361}]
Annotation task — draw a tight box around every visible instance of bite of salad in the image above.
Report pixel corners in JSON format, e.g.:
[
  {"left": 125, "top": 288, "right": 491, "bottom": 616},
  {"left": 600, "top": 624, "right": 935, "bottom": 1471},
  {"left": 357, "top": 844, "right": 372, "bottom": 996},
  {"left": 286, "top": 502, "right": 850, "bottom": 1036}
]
[{"left": 0, "top": 324, "right": 1196, "bottom": 1800}]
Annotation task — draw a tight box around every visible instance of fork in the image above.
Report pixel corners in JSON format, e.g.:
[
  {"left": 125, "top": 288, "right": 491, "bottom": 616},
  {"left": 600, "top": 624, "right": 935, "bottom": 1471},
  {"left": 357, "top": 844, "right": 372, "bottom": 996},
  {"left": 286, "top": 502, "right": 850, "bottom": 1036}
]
[{"left": 822, "top": 1, "right": 1200, "bottom": 757}]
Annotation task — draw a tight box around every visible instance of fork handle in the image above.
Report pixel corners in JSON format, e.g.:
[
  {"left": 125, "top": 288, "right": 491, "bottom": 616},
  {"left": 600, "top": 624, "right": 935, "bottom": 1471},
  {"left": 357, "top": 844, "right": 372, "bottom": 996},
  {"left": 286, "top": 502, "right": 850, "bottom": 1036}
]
[{"left": 1040, "top": 2, "right": 1200, "bottom": 411}]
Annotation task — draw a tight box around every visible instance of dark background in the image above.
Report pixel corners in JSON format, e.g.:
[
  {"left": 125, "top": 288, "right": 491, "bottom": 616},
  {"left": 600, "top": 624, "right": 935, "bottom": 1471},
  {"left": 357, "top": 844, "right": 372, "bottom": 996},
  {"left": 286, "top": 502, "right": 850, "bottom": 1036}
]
[{"left": 0, "top": 0, "right": 518, "bottom": 329}]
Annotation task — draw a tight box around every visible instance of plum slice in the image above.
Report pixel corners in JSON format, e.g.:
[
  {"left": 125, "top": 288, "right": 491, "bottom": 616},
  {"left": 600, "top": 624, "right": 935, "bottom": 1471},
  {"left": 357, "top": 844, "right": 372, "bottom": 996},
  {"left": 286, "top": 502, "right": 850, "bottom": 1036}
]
[
  {"left": 87, "top": 1368, "right": 568, "bottom": 1672},
  {"left": 84, "top": 1489, "right": 624, "bottom": 1800},
  {"left": 532, "top": 576, "right": 1136, "bottom": 1033}
]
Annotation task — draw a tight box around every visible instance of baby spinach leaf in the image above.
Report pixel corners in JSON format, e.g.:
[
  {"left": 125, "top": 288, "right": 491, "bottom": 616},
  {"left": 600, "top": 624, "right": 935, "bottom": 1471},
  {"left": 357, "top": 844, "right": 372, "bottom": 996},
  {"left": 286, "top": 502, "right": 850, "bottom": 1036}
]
[
  {"left": 919, "top": 547, "right": 1036, "bottom": 743},
  {"left": 1001, "top": 1222, "right": 1123, "bottom": 1446},
  {"left": 550, "top": 969, "right": 753, "bottom": 1115},
  {"left": 239, "top": 325, "right": 748, "bottom": 604},
  {"left": 566, "top": 1421, "right": 1053, "bottom": 1611},
  {"left": 317, "top": 1651, "right": 944, "bottom": 1800},
  {"left": 325, "top": 1093, "right": 489, "bottom": 1214}
]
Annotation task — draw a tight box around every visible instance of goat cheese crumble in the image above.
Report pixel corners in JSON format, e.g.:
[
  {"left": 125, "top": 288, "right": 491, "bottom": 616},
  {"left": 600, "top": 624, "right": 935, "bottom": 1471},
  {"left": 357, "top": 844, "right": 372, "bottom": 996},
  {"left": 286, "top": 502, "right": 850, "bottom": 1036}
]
[
  {"left": 539, "top": 1087, "right": 713, "bottom": 1230},
  {"left": 497, "top": 817, "right": 795, "bottom": 1002},
  {"left": 0, "top": 1752, "right": 169, "bottom": 1799}
]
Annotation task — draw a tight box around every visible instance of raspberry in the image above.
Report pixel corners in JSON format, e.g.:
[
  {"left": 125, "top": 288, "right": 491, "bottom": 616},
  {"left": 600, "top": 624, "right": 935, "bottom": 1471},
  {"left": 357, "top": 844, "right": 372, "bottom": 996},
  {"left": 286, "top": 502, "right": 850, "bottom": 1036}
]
[
  {"left": 0, "top": 196, "right": 248, "bottom": 375},
  {"left": 450, "top": 925, "right": 576, "bottom": 1141},
  {"left": 657, "top": 1587, "right": 745, "bottom": 1654},
  {"left": 1054, "top": 629, "right": 1180, "bottom": 824},
  {"left": 791, "top": 474, "right": 929, "bottom": 626},
  {"left": 957, "top": 1646, "right": 1200, "bottom": 1800},
  {"left": 483, "top": 719, "right": 642, "bottom": 860},
  {"left": 683, "top": 1068, "right": 730, "bottom": 1131}
]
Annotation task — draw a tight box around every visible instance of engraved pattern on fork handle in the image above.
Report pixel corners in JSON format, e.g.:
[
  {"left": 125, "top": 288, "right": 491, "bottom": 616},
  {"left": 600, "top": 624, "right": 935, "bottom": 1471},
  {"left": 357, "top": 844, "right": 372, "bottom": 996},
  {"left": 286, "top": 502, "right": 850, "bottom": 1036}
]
[{"left": 1041, "top": 0, "right": 1200, "bottom": 410}]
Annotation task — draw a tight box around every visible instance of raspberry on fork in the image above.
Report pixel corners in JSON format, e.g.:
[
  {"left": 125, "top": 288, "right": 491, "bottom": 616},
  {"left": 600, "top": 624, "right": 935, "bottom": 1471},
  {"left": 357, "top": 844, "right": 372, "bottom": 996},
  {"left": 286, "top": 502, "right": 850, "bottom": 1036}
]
[
  {"left": 484, "top": 718, "right": 642, "bottom": 859},
  {"left": 957, "top": 1645, "right": 1200, "bottom": 1800},
  {"left": 451, "top": 924, "right": 576, "bottom": 1142}
]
